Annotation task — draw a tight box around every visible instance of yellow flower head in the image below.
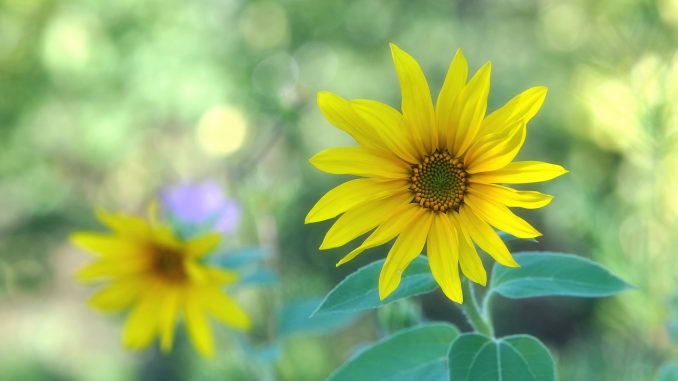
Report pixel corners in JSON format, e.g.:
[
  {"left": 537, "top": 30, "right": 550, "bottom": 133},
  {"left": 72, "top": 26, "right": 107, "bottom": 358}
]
[
  {"left": 71, "top": 207, "right": 251, "bottom": 358},
  {"left": 306, "top": 43, "right": 567, "bottom": 303}
]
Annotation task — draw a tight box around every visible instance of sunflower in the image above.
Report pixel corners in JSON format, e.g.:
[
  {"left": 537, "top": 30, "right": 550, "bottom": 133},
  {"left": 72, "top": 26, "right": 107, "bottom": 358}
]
[
  {"left": 71, "top": 207, "right": 250, "bottom": 357},
  {"left": 305, "top": 43, "right": 567, "bottom": 303}
]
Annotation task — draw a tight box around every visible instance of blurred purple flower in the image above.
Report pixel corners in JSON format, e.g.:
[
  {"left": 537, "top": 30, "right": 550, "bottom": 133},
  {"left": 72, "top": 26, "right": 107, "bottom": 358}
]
[{"left": 161, "top": 181, "right": 241, "bottom": 234}]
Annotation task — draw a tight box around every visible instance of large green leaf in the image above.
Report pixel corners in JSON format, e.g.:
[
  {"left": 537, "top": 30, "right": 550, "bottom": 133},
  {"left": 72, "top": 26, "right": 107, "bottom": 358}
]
[
  {"left": 328, "top": 323, "right": 459, "bottom": 381},
  {"left": 312, "top": 256, "right": 437, "bottom": 316},
  {"left": 448, "top": 333, "right": 554, "bottom": 381},
  {"left": 490, "top": 252, "right": 631, "bottom": 299},
  {"left": 277, "top": 298, "right": 360, "bottom": 337}
]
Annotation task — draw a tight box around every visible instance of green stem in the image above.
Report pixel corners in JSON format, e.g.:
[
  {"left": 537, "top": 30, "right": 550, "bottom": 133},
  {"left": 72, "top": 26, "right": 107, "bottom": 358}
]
[
  {"left": 460, "top": 280, "right": 494, "bottom": 337},
  {"left": 481, "top": 289, "right": 495, "bottom": 329}
]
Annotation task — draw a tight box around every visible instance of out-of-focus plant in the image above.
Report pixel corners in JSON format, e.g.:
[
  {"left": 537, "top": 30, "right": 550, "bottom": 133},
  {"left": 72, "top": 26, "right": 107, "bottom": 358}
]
[
  {"left": 305, "top": 44, "right": 631, "bottom": 380},
  {"left": 569, "top": 51, "right": 678, "bottom": 344},
  {"left": 161, "top": 181, "right": 241, "bottom": 236},
  {"left": 657, "top": 297, "right": 678, "bottom": 380},
  {"left": 70, "top": 181, "right": 364, "bottom": 379},
  {"left": 70, "top": 204, "right": 251, "bottom": 358}
]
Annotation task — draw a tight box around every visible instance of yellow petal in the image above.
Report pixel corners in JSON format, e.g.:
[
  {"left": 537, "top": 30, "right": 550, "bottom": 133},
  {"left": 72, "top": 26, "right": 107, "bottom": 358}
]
[
  {"left": 481, "top": 86, "right": 547, "bottom": 136},
  {"left": 152, "top": 224, "right": 183, "bottom": 249},
  {"left": 448, "top": 62, "right": 491, "bottom": 155},
  {"left": 458, "top": 206, "right": 518, "bottom": 267},
  {"left": 336, "top": 203, "right": 424, "bottom": 266},
  {"left": 469, "top": 184, "right": 553, "bottom": 209},
  {"left": 146, "top": 200, "right": 160, "bottom": 226},
  {"left": 70, "top": 233, "right": 142, "bottom": 257},
  {"left": 186, "top": 232, "right": 222, "bottom": 258},
  {"left": 464, "top": 193, "right": 541, "bottom": 239},
  {"left": 185, "top": 261, "right": 208, "bottom": 284},
  {"left": 466, "top": 121, "right": 526, "bottom": 174},
  {"left": 205, "top": 268, "right": 239, "bottom": 284},
  {"left": 378, "top": 211, "right": 433, "bottom": 300},
  {"left": 426, "top": 214, "right": 463, "bottom": 303},
  {"left": 95, "top": 210, "right": 152, "bottom": 241},
  {"left": 470, "top": 161, "right": 568, "bottom": 184},
  {"left": 390, "top": 43, "right": 436, "bottom": 154},
  {"left": 306, "top": 178, "right": 409, "bottom": 224},
  {"left": 122, "top": 292, "right": 159, "bottom": 350},
  {"left": 320, "top": 192, "right": 411, "bottom": 250},
  {"left": 159, "top": 289, "right": 179, "bottom": 353},
  {"left": 184, "top": 292, "right": 214, "bottom": 358},
  {"left": 351, "top": 99, "right": 420, "bottom": 163},
  {"left": 205, "top": 288, "right": 251, "bottom": 330},
  {"left": 89, "top": 278, "right": 144, "bottom": 311},
  {"left": 436, "top": 49, "right": 469, "bottom": 145},
  {"left": 77, "top": 257, "right": 149, "bottom": 282},
  {"left": 309, "top": 147, "right": 408, "bottom": 179},
  {"left": 317, "top": 91, "right": 383, "bottom": 149},
  {"left": 449, "top": 214, "right": 487, "bottom": 285},
  {"left": 464, "top": 119, "right": 517, "bottom": 164}
]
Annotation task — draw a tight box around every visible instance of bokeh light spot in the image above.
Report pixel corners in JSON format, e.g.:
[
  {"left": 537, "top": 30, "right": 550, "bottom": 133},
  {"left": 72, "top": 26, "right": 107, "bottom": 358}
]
[
  {"left": 540, "top": 3, "right": 588, "bottom": 52},
  {"left": 659, "top": 0, "right": 678, "bottom": 28},
  {"left": 252, "top": 53, "right": 299, "bottom": 104},
  {"left": 196, "top": 105, "right": 247, "bottom": 157},
  {"left": 239, "top": 2, "right": 289, "bottom": 50},
  {"left": 295, "top": 42, "right": 338, "bottom": 88},
  {"left": 42, "top": 11, "right": 94, "bottom": 74}
]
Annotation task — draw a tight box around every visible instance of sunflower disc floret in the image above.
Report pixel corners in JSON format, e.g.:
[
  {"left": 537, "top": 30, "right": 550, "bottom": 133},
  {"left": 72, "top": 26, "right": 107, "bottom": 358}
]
[{"left": 410, "top": 150, "right": 468, "bottom": 212}]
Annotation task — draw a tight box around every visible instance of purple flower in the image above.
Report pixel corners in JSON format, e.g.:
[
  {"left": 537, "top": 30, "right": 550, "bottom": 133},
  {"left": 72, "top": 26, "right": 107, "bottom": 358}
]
[{"left": 161, "top": 181, "right": 241, "bottom": 234}]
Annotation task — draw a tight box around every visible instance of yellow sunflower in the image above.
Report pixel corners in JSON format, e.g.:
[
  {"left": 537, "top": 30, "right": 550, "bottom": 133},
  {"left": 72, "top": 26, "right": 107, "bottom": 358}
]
[
  {"left": 306, "top": 43, "right": 567, "bottom": 303},
  {"left": 71, "top": 207, "right": 250, "bottom": 358}
]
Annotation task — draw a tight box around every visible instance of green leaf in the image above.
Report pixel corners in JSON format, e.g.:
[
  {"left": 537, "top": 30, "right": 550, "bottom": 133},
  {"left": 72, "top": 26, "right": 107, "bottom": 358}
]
[
  {"left": 277, "top": 298, "right": 360, "bottom": 337},
  {"left": 660, "top": 363, "right": 678, "bottom": 381},
  {"left": 490, "top": 251, "right": 631, "bottom": 299},
  {"left": 212, "top": 246, "right": 267, "bottom": 268},
  {"left": 448, "top": 333, "right": 554, "bottom": 381},
  {"left": 312, "top": 256, "right": 437, "bottom": 316},
  {"left": 239, "top": 268, "right": 278, "bottom": 286},
  {"left": 498, "top": 231, "right": 537, "bottom": 243},
  {"left": 328, "top": 323, "right": 459, "bottom": 381}
]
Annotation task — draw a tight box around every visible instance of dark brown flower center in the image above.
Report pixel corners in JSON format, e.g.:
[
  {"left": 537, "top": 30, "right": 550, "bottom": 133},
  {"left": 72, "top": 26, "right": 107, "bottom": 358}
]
[
  {"left": 409, "top": 149, "right": 468, "bottom": 213},
  {"left": 151, "top": 245, "right": 187, "bottom": 282}
]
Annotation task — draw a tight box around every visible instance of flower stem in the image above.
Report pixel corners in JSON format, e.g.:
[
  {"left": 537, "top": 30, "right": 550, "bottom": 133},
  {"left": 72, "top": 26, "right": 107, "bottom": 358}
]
[
  {"left": 481, "top": 290, "right": 495, "bottom": 329},
  {"left": 460, "top": 279, "right": 494, "bottom": 337}
]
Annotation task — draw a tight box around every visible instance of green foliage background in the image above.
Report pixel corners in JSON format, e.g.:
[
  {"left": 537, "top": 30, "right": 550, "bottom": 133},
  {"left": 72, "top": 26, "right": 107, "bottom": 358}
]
[{"left": 1, "top": 0, "right": 677, "bottom": 380}]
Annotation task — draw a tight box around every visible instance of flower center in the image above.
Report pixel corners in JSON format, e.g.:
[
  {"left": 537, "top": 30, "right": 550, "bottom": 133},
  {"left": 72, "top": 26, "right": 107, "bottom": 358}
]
[
  {"left": 151, "top": 245, "right": 187, "bottom": 282},
  {"left": 409, "top": 149, "right": 468, "bottom": 213}
]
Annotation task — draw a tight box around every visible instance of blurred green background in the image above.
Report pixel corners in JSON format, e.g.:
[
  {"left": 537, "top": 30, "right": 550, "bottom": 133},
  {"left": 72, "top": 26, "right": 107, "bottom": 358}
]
[{"left": 2, "top": 0, "right": 678, "bottom": 380}]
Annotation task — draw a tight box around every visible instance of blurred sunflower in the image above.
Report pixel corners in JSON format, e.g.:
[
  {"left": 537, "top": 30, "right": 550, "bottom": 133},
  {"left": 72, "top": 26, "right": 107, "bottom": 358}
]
[
  {"left": 71, "top": 206, "right": 250, "bottom": 358},
  {"left": 306, "top": 43, "right": 567, "bottom": 303}
]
